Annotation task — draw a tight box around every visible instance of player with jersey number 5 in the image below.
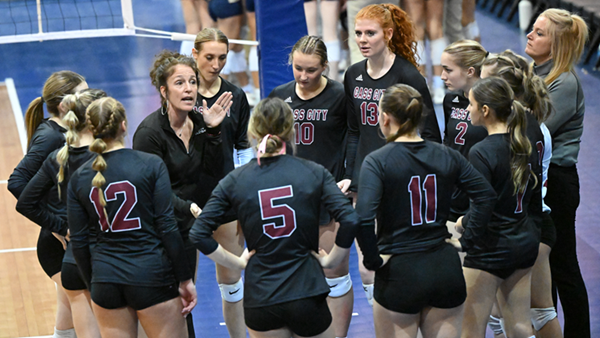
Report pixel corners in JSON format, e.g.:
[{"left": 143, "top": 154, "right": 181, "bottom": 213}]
[
  {"left": 268, "top": 35, "right": 354, "bottom": 338},
  {"left": 68, "top": 97, "right": 197, "bottom": 338},
  {"left": 190, "top": 97, "right": 360, "bottom": 338},
  {"left": 344, "top": 2, "right": 439, "bottom": 307},
  {"left": 354, "top": 84, "right": 496, "bottom": 338}
]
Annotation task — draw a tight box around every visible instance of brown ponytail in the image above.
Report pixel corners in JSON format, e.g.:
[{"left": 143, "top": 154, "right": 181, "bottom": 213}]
[
  {"left": 379, "top": 84, "right": 423, "bottom": 142},
  {"left": 25, "top": 71, "right": 86, "bottom": 146},
  {"left": 355, "top": 4, "right": 418, "bottom": 68},
  {"left": 248, "top": 97, "right": 295, "bottom": 155},
  {"left": 471, "top": 77, "right": 536, "bottom": 194}
]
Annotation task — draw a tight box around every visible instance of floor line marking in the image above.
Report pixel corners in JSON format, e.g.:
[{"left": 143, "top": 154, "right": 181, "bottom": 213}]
[
  {"left": 5, "top": 77, "right": 27, "bottom": 155},
  {"left": 0, "top": 247, "right": 36, "bottom": 254}
]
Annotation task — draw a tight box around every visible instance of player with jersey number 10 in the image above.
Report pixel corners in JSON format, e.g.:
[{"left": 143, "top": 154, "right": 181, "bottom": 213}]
[{"left": 190, "top": 97, "right": 360, "bottom": 338}]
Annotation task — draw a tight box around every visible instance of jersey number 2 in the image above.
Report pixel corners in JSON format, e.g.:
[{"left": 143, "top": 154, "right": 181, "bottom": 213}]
[
  {"left": 408, "top": 175, "right": 437, "bottom": 226},
  {"left": 90, "top": 181, "right": 141, "bottom": 232},
  {"left": 454, "top": 122, "right": 468, "bottom": 145},
  {"left": 258, "top": 185, "right": 297, "bottom": 239}
]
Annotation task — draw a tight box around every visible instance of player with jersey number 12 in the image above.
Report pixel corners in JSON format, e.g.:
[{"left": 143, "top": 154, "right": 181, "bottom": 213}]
[{"left": 190, "top": 97, "right": 360, "bottom": 338}]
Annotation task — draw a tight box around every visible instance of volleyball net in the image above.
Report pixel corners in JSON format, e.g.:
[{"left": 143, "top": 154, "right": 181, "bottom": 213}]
[{"left": 0, "top": 0, "right": 257, "bottom": 45}]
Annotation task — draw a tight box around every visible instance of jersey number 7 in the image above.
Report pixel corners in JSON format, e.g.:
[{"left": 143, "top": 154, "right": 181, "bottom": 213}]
[
  {"left": 90, "top": 181, "right": 142, "bottom": 232},
  {"left": 258, "top": 185, "right": 297, "bottom": 239}
]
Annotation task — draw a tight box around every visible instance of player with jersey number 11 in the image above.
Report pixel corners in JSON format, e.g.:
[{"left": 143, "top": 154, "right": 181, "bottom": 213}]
[
  {"left": 190, "top": 97, "right": 360, "bottom": 338},
  {"left": 354, "top": 84, "right": 496, "bottom": 338}
]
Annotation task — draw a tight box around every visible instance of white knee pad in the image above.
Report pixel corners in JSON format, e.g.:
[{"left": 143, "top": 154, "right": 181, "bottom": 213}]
[
  {"left": 416, "top": 40, "right": 426, "bottom": 65},
  {"left": 230, "top": 49, "right": 248, "bottom": 73},
  {"left": 249, "top": 46, "right": 259, "bottom": 72},
  {"left": 221, "top": 50, "right": 235, "bottom": 75},
  {"left": 430, "top": 37, "right": 448, "bottom": 66},
  {"left": 219, "top": 278, "right": 244, "bottom": 303},
  {"left": 362, "top": 283, "right": 374, "bottom": 307},
  {"left": 531, "top": 307, "right": 558, "bottom": 331},
  {"left": 326, "top": 274, "right": 352, "bottom": 298},
  {"left": 325, "top": 40, "right": 341, "bottom": 63},
  {"left": 463, "top": 21, "right": 480, "bottom": 40},
  {"left": 487, "top": 315, "right": 505, "bottom": 335},
  {"left": 54, "top": 327, "right": 76, "bottom": 338}
]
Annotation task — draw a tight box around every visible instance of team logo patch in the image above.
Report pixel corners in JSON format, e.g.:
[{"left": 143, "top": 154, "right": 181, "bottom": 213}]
[
  {"left": 452, "top": 96, "right": 460, "bottom": 103},
  {"left": 284, "top": 97, "right": 292, "bottom": 103},
  {"left": 356, "top": 74, "right": 363, "bottom": 81}
]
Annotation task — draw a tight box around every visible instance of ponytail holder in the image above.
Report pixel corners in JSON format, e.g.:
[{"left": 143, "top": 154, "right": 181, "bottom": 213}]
[
  {"left": 257, "top": 134, "right": 286, "bottom": 165},
  {"left": 40, "top": 96, "right": 45, "bottom": 103},
  {"left": 485, "top": 51, "right": 490, "bottom": 58}
]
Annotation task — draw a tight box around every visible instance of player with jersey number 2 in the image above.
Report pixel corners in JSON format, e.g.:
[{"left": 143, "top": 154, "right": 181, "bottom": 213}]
[
  {"left": 269, "top": 35, "right": 354, "bottom": 338},
  {"left": 355, "top": 84, "right": 496, "bottom": 338},
  {"left": 190, "top": 97, "right": 360, "bottom": 338},
  {"left": 68, "top": 97, "right": 197, "bottom": 338}
]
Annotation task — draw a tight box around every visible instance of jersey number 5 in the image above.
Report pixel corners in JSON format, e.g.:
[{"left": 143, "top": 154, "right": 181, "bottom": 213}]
[
  {"left": 90, "top": 181, "right": 141, "bottom": 233},
  {"left": 408, "top": 175, "right": 437, "bottom": 226},
  {"left": 258, "top": 185, "right": 297, "bottom": 239}
]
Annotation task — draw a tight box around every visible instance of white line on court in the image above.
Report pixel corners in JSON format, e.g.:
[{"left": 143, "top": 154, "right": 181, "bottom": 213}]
[
  {"left": 5, "top": 77, "right": 27, "bottom": 155},
  {"left": 0, "top": 180, "right": 7, "bottom": 184},
  {"left": 0, "top": 247, "right": 36, "bottom": 254}
]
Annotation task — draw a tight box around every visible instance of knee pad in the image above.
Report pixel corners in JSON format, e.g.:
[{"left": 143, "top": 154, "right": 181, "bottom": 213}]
[
  {"left": 487, "top": 315, "right": 505, "bottom": 335},
  {"left": 326, "top": 274, "right": 352, "bottom": 298},
  {"left": 229, "top": 49, "right": 248, "bottom": 73},
  {"left": 249, "top": 46, "right": 259, "bottom": 72},
  {"left": 430, "top": 37, "right": 448, "bottom": 66},
  {"left": 219, "top": 278, "right": 244, "bottom": 303},
  {"left": 463, "top": 21, "right": 480, "bottom": 40},
  {"left": 531, "top": 307, "right": 557, "bottom": 331},
  {"left": 221, "top": 50, "right": 235, "bottom": 75},
  {"left": 54, "top": 327, "right": 76, "bottom": 338},
  {"left": 416, "top": 40, "right": 426, "bottom": 65},
  {"left": 362, "top": 283, "right": 374, "bottom": 307},
  {"left": 325, "top": 40, "right": 341, "bottom": 63}
]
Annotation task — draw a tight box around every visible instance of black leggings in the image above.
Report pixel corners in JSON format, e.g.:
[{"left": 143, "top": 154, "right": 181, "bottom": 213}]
[{"left": 546, "top": 164, "right": 590, "bottom": 338}]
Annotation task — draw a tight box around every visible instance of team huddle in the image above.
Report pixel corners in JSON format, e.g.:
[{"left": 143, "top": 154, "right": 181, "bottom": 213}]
[{"left": 8, "top": 3, "right": 590, "bottom": 338}]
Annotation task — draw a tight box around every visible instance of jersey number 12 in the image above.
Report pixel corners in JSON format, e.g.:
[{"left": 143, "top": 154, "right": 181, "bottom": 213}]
[
  {"left": 407, "top": 175, "right": 437, "bottom": 226},
  {"left": 258, "top": 185, "right": 297, "bottom": 239},
  {"left": 90, "top": 181, "right": 142, "bottom": 232}
]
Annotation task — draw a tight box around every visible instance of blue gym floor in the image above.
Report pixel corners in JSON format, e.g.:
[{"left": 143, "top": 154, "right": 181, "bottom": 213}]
[{"left": 0, "top": 1, "right": 598, "bottom": 337}]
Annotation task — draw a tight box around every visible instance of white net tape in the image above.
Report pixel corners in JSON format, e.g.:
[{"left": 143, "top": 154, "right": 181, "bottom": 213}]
[{"left": 0, "top": 0, "right": 257, "bottom": 46}]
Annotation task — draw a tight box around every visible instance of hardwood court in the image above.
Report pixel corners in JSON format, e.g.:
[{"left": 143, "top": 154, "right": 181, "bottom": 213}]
[{"left": 0, "top": 82, "right": 56, "bottom": 338}]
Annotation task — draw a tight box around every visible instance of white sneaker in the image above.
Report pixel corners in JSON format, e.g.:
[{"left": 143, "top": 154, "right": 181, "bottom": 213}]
[{"left": 433, "top": 86, "right": 445, "bottom": 105}]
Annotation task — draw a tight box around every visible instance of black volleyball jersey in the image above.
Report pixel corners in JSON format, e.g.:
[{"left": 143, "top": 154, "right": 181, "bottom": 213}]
[
  {"left": 269, "top": 78, "right": 347, "bottom": 181},
  {"left": 344, "top": 56, "right": 439, "bottom": 190},
  {"left": 17, "top": 146, "right": 96, "bottom": 265},
  {"left": 190, "top": 155, "right": 359, "bottom": 308},
  {"left": 193, "top": 77, "right": 251, "bottom": 174},
  {"left": 354, "top": 141, "right": 495, "bottom": 268},
  {"left": 463, "top": 133, "right": 543, "bottom": 269},
  {"left": 68, "top": 149, "right": 191, "bottom": 287},
  {"left": 442, "top": 92, "right": 488, "bottom": 216}
]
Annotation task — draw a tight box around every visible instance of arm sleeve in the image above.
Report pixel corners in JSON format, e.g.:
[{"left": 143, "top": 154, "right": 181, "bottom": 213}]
[
  {"left": 8, "top": 131, "right": 63, "bottom": 199},
  {"left": 354, "top": 156, "right": 385, "bottom": 270},
  {"left": 544, "top": 73, "right": 578, "bottom": 135},
  {"left": 453, "top": 154, "right": 497, "bottom": 251},
  {"left": 460, "top": 148, "right": 496, "bottom": 251},
  {"left": 152, "top": 163, "right": 193, "bottom": 282},
  {"left": 189, "top": 178, "right": 232, "bottom": 255},
  {"left": 344, "top": 77, "right": 359, "bottom": 181},
  {"left": 133, "top": 126, "right": 193, "bottom": 217},
  {"left": 67, "top": 178, "right": 93, "bottom": 288},
  {"left": 320, "top": 169, "right": 359, "bottom": 248},
  {"left": 16, "top": 157, "right": 68, "bottom": 235}
]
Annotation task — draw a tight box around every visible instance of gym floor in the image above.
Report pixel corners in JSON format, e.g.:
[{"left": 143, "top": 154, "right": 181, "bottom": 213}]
[{"left": 0, "top": 1, "right": 598, "bottom": 337}]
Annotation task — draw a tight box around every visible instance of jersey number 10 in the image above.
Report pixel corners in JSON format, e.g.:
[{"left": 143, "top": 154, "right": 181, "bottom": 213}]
[
  {"left": 90, "top": 181, "right": 142, "bottom": 233},
  {"left": 258, "top": 185, "right": 297, "bottom": 239},
  {"left": 407, "top": 175, "right": 437, "bottom": 226}
]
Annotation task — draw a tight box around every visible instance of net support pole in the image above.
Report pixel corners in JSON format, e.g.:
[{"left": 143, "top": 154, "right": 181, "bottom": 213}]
[
  {"left": 36, "top": 0, "right": 43, "bottom": 34},
  {"left": 121, "top": 0, "right": 135, "bottom": 29},
  {"left": 255, "top": 0, "right": 307, "bottom": 98}
]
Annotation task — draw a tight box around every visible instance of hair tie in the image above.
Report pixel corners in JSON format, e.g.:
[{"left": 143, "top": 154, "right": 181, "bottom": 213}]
[
  {"left": 485, "top": 51, "right": 490, "bottom": 58},
  {"left": 40, "top": 96, "right": 45, "bottom": 103},
  {"left": 257, "top": 134, "right": 286, "bottom": 165}
]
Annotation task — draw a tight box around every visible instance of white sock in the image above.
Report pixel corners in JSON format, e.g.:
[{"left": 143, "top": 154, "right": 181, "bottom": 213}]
[{"left": 54, "top": 327, "right": 77, "bottom": 338}]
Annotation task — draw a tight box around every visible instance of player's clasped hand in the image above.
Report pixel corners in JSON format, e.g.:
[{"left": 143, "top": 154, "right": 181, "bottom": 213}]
[
  {"left": 202, "top": 91, "right": 233, "bottom": 128},
  {"left": 179, "top": 279, "right": 198, "bottom": 317},
  {"left": 240, "top": 247, "right": 255, "bottom": 269},
  {"left": 190, "top": 203, "right": 201, "bottom": 218}
]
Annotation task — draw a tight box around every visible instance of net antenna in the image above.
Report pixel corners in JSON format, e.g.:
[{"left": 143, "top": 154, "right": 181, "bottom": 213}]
[{"left": 0, "top": 0, "right": 257, "bottom": 46}]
